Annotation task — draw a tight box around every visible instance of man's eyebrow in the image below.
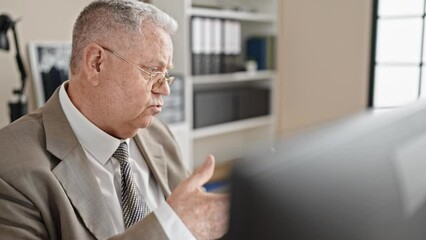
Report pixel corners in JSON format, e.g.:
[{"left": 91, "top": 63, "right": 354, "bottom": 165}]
[
  {"left": 144, "top": 60, "right": 174, "bottom": 69},
  {"left": 147, "top": 61, "right": 174, "bottom": 71}
]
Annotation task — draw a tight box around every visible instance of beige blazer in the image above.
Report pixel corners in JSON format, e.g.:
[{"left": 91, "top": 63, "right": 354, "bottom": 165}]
[{"left": 0, "top": 90, "right": 190, "bottom": 240}]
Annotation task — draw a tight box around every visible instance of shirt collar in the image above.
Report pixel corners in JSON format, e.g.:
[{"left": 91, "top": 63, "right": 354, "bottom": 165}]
[{"left": 59, "top": 82, "right": 129, "bottom": 165}]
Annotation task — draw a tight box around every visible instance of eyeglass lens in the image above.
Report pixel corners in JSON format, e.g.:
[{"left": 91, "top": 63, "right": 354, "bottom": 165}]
[{"left": 151, "top": 72, "right": 175, "bottom": 90}]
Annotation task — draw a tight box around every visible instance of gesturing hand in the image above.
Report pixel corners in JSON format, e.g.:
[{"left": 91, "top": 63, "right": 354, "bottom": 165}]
[{"left": 167, "top": 155, "right": 230, "bottom": 240}]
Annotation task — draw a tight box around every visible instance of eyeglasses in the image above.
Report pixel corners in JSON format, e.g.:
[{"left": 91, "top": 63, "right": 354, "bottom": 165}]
[{"left": 99, "top": 45, "right": 175, "bottom": 91}]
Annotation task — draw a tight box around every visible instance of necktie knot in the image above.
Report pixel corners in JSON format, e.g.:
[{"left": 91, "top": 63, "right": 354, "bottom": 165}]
[{"left": 113, "top": 142, "right": 129, "bottom": 163}]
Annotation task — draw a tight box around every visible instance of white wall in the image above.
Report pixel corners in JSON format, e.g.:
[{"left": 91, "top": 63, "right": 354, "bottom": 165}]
[
  {"left": 278, "top": 0, "right": 373, "bottom": 136},
  {"left": 0, "top": 0, "right": 91, "bottom": 127}
]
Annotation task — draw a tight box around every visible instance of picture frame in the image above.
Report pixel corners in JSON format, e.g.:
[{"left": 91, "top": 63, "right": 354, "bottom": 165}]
[{"left": 28, "top": 41, "right": 71, "bottom": 107}]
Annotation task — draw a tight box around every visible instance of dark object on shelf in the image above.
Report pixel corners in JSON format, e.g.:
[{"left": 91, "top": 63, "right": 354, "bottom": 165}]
[
  {"left": 193, "top": 89, "right": 235, "bottom": 128},
  {"left": 0, "top": 14, "right": 28, "bottom": 122},
  {"left": 236, "top": 88, "right": 270, "bottom": 119},
  {"left": 246, "top": 36, "right": 276, "bottom": 70},
  {"left": 221, "top": 53, "right": 238, "bottom": 74},
  {"left": 192, "top": 51, "right": 203, "bottom": 75},
  {"left": 193, "top": 87, "right": 270, "bottom": 129}
]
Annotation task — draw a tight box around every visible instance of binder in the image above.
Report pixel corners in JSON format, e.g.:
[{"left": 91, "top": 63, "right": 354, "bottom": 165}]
[
  {"left": 211, "top": 18, "right": 222, "bottom": 75},
  {"left": 246, "top": 37, "right": 267, "bottom": 70},
  {"left": 231, "top": 20, "right": 241, "bottom": 72},
  {"left": 192, "top": 18, "right": 242, "bottom": 75},
  {"left": 222, "top": 20, "right": 236, "bottom": 73},
  {"left": 191, "top": 17, "right": 203, "bottom": 75},
  {"left": 202, "top": 17, "right": 212, "bottom": 75},
  {"left": 246, "top": 35, "right": 276, "bottom": 71}
]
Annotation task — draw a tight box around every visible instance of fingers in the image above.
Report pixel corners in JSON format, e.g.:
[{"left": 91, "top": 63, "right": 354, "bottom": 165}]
[
  {"left": 167, "top": 154, "right": 230, "bottom": 240},
  {"left": 187, "top": 155, "right": 215, "bottom": 190}
]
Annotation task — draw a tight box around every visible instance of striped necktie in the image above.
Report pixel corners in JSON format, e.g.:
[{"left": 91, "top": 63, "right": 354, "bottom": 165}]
[{"left": 113, "top": 142, "right": 151, "bottom": 228}]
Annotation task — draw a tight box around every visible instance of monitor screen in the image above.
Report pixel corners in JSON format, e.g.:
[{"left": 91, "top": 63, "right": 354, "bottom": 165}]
[{"left": 229, "top": 102, "right": 426, "bottom": 240}]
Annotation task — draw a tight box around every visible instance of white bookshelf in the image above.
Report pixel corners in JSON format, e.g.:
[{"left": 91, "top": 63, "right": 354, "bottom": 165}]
[
  {"left": 192, "top": 70, "right": 275, "bottom": 85},
  {"left": 189, "top": 7, "right": 276, "bottom": 22},
  {"left": 193, "top": 115, "right": 274, "bottom": 139},
  {"left": 152, "top": 0, "right": 278, "bottom": 166}
]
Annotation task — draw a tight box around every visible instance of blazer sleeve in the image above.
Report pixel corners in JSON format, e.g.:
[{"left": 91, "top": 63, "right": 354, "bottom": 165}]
[{"left": 0, "top": 177, "right": 49, "bottom": 239}]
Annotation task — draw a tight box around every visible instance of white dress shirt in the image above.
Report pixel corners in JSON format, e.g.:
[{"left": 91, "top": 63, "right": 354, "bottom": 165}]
[{"left": 59, "top": 83, "right": 195, "bottom": 239}]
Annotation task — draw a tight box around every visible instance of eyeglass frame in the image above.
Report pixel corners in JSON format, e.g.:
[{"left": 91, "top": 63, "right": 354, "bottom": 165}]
[{"left": 97, "top": 44, "right": 175, "bottom": 90}]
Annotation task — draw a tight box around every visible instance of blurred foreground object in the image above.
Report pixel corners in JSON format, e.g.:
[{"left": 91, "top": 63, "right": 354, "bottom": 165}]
[{"left": 230, "top": 100, "right": 426, "bottom": 239}]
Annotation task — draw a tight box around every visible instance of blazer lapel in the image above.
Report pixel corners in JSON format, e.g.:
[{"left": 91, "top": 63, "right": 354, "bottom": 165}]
[
  {"left": 134, "top": 130, "right": 171, "bottom": 196},
  {"left": 43, "top": 89, "right": 115, "bottom": 239}
]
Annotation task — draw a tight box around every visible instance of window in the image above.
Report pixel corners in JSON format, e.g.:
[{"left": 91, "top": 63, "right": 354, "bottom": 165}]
[{"left": 370, "top": 0, "right": 426, "bottom": 109}]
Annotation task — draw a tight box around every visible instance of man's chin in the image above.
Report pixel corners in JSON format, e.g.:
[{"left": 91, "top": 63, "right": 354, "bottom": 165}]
[{"left": 138, "top": 116, "right": 155, "bottom": 129}]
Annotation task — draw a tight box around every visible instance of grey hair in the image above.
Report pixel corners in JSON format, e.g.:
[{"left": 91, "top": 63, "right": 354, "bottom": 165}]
[{"left": 70, "top": 0, "right": 177, "bottom": 74}]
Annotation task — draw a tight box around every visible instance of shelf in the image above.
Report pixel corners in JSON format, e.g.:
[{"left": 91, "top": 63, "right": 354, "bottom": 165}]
[
  {"left": 189, "top": 7, "right": 276, "bottom": 22},
  {"left": 192, "top": 70, "right": 275, "bottom": 85},
  {"left": 192, "top": 115, "right": 273, "bottom": 139},
  {"left": 151, "top": 0, "right": 278, "bottom": 165}
]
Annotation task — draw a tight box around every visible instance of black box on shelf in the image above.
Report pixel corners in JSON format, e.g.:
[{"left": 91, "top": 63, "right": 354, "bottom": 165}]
[
  {"left": 193, "top": 89, "right": 235, "bottom": 128},
  {"left": 236, "top": 88, "right": 270, "bottom": 119},
  {"left": 193, "top": 87, "right": 271, "bottom": 129}
]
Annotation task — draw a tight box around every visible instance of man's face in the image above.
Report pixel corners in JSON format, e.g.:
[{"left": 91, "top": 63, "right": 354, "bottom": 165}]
[{"left": 97, "top": 24, "right": 174, "bottom": 138}]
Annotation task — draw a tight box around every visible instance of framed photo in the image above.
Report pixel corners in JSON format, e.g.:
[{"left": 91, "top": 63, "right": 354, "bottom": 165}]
[{"left": 28, "top": 41, "right": 71, "bottom": 107}]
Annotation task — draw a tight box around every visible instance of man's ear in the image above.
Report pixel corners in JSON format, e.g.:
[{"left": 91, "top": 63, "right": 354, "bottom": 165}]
[{"left": 83, "top": 43, "right": 106, "bottom": 86}]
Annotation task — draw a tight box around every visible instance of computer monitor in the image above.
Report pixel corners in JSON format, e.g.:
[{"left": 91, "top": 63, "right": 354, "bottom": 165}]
[{"left": 229, "top": 101, "right": 426, "bottom": 240}]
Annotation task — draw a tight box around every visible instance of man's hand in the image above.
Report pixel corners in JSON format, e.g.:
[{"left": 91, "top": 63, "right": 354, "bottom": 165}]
[{"left": 167, "top": 155, "right": 230, "bottom": 240}]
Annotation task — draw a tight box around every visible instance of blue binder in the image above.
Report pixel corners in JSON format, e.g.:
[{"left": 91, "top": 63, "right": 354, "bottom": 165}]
[{"left": 246, "top": 37, "right": 267, "bottom": 70}]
